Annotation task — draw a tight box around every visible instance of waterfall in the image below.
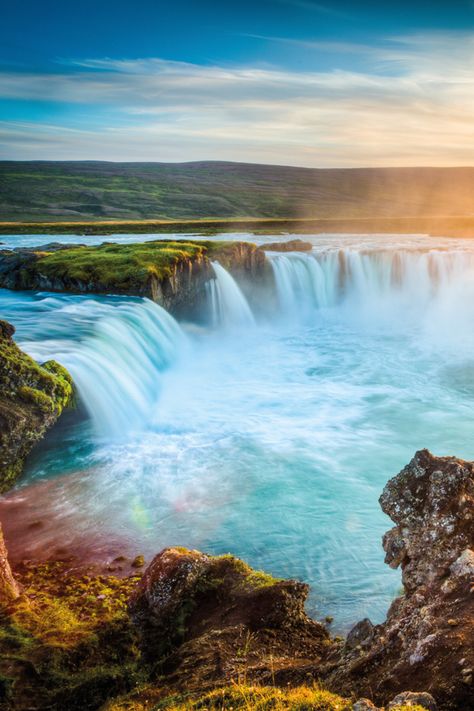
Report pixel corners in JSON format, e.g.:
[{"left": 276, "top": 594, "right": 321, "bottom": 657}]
[
  {"left": 206, "top": 261, "right": 255, "bottom": 329},
  {"left": 268, "top": 248, "right": 474, "bottom": 327},
  {"left": 9, "top": 295, "right": 186, "bottom": 438}
]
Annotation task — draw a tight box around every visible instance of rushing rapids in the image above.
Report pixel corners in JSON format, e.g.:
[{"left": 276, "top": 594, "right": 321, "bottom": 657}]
[{"left": 3, "top": 234, "right": 474, "bottom": 630}]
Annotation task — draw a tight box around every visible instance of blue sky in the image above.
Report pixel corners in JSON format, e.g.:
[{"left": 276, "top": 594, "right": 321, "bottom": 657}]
[{"left": 1, "top": 0, "right": 474, "bottom": 165}]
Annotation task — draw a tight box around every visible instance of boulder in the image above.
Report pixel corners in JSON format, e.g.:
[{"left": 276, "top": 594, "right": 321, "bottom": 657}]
[
  {"left": 129, "top": 547, "right": 329, "bottom": 690},
  {"left": 330, "top": 450, "right": 474, "bottom": 710},
  {"left": 388, "top": 691, "right": 438, "bottom": 710}
]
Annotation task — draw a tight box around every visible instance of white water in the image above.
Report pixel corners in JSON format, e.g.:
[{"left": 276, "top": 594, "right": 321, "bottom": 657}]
[
  {"left": 3, "top": 234, "right": 474, "bottom": 630},
  {"left": 206, "top": 261, "right": 255, "bottom": 329},
  {"left": 2, "top": 294, "right": 185, "bottom": 437}
]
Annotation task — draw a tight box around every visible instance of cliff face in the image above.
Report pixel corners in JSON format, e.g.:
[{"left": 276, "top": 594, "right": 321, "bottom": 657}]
[
  {"left": 0, "top": 320, "right": 74, "bottom": 490},
  {"left": 331, "top": 450, "right": 474, "bottom": 710},
  {"left": 0, "top": 240, "right": 267, "bottom": 319}
]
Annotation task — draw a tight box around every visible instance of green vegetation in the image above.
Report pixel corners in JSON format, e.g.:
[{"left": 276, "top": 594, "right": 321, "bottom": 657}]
[
  {"left": 0, "top": 562, "right": 143, "bottom": 710},
  {"left": 2, "top": 161, "right": 474, "bottom": 225},
  {"left": 105, "top": 684, "right": 353, "bottom": 710},
  {"left": 215, "top": 554, "right": 281, "bottom": 590},
  {"left": 26, "top": 239, "right": 252, "bottom": 290},
  {"left": 35, "top": 240, "right": 210, "bottom": 287}
]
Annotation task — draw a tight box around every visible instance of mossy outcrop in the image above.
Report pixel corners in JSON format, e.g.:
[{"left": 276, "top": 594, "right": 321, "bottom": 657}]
[
  {"left": 0, "top": 320, "right": 74, "bottom": 490},
  {"left": 0, "top": 240, "right": 266, "bottom": 318}
]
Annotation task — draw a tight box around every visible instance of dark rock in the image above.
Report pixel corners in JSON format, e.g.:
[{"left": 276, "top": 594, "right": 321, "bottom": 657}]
[
  {"left": 345, "top": 618, "right": 375, "bottom": 650},
  {"left": 330, "top": 450, "right": 474, "bottom": 711},
  {"left": 352, "top": 700, "right": 381, "bottom": 711},
  {"left": 129, "top": 547, "right": 329, "bottom": 690},
  {"left": 388, "top": 691, "right": 438, "bottom": 710}
]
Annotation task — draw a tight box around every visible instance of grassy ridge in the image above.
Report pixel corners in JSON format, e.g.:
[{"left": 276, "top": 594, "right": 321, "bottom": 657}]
[{"left": 2, "top": 160, "right": 474, "bottom": 223}]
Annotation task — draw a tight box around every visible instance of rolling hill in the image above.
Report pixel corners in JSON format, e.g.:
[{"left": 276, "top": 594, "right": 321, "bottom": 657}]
[{"left": 1, "top": 161, "right": 474, "bottom": 223}]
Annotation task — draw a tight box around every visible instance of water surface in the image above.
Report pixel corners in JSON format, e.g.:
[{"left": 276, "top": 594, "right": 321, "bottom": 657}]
[{"left": 2, "top": 233, "right": 474, "bottom": 630}]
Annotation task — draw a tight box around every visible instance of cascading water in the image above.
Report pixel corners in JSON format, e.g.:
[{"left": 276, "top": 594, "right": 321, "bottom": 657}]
[
  {"left": 5, "top": 235, "right": 474, "bottom": 630},
  {"left": 2, "top": 292, "right": 186, "bottom": 438},
  {"left": 269, "top": 247, "right": 474, "bottom": 335},
  {"left": 206, "top": 261, "right": 255, "bottom": 329}
]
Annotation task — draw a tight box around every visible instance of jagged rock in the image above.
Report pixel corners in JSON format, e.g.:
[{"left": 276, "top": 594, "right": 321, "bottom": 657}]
[
  {"left": 352, "top": 699, "right": 381, "bottom": 710},
  {"left": 0, "top": 320, "right": 74, "bottom": 490},
  {"left": 129, "top": 547, "right": 330, "bottom": 690},
  {"left": 329, "top": 450, "right": 474, "bottom": 711},
  {"left": 388, "top": 691, "right": 438, "bottom": 710},
  {"left": 380, "top": 449, "right": 474, "bottom": 592},
  {"left": 0, "top": 522, "right": 19, "bottom": 604},
  {"left": 345, "top": 618, "right": 375, "bottom": 650},
  {"left": 263, "top": 239, "right": 313, "bottom": 252}
]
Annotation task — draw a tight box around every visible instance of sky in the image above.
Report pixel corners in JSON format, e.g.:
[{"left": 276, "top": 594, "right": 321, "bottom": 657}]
[{"left": 1, "top": 0, "right": 474, "bottom": 167}]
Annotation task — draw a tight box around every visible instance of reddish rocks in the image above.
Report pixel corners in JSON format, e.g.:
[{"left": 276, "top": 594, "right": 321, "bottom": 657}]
[
  {"left": 129, "top": 547, "right": 329, "bottom": 690},
  {"left": 0, "top": 522, "right": 19, "bottom": 605}
]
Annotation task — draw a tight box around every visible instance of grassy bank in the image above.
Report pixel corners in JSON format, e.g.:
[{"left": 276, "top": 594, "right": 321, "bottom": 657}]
[{"left": 2, "top": 216, "right": 474, "bottom": 237}]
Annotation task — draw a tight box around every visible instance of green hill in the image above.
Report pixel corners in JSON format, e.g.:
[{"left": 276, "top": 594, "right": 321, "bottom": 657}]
[{"left": 1, "top": 161, "right": 474, "bottom": 222}]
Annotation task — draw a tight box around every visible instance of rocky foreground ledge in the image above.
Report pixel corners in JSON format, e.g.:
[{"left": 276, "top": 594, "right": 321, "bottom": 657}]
[{"left": 0, "top": 450, "right": 472, "bottom": 710}]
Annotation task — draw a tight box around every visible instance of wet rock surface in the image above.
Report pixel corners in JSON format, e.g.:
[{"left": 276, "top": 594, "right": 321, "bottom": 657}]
[
  {"left": 330, "top": 450, "right": 474, "bottom": 710},
  {"left": 0, "top": 320, "right": 74, "bottom": 490}
]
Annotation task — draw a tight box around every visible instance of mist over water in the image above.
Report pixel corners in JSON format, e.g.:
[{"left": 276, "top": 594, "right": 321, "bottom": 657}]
[{"left": 3, "top": 234, "right": 474, "bottom": 630}]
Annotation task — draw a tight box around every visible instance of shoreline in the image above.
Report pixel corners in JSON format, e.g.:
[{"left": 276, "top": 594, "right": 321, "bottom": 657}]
[{"left": 2, "top": 215, "right": 474, "bottom": 236}]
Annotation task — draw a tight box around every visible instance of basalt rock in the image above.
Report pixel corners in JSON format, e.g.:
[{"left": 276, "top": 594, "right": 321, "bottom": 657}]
[
  {"left": 330, "top": 450, "right": 474, "bottom": 711},
  {"left": 129, "top": 547, "right": 330, "bottom": 691},
  {"left": 0, "top": 320, "right": 74, "bottom": 490}
]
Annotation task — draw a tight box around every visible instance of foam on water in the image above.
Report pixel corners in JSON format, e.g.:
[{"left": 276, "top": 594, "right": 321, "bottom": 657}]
[{"left": 3, "top": 234, "right": 474, "bottom": 630}]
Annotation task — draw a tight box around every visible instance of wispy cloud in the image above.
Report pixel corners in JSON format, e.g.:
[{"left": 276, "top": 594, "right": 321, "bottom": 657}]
[
  {"left": 1, "top": 32, "right": 474, "bottom": 166},
  {"left": 272, "top": 0, "right": 352, "bottom": 20}
]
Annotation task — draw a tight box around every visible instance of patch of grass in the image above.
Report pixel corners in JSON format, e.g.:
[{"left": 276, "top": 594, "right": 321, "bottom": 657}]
[
  {"left": 104, "top": 683, "right": 353, "bottom": 711},
  {"left": 28, "top": 239, "right": 253, "bottom": 292},
  {"left": 0, "top": 562, "right": 143, "bottom": 710}
]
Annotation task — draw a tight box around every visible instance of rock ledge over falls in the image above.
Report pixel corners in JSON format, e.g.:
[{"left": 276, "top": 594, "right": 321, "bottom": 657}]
[
  {"left": 0, "top": 450, "right": 472, "bottom": 709},
  {"left": 0, "top": 320, "right": 74, "bottom": 491},
  {"left": 0, "top": 239, "right": 267, "bottom": 318}
]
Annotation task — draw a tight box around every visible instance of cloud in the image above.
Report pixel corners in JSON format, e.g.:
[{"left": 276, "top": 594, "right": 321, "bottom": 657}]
[
  {"left": 1, "top": 32, "right": 474, "bottom": 166},
  {"left": 271, "top": 0, "right": 352, "bottom": 19}
]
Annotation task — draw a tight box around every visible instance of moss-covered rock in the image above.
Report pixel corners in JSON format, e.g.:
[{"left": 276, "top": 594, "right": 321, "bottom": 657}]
[
  {"left": 0, "top": 320, "right": 74, "bottom": 491},
  {"left": 129, "top": 547, "right": 330, "bottom": 692},
  {"left": 0, "top": 240, "right": 266, "bottom": 318}
]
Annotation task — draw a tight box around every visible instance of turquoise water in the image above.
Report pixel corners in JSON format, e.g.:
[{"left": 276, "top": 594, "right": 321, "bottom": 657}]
[{"left": 2, "top": 233, "right": 474, "bottom": 630}]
